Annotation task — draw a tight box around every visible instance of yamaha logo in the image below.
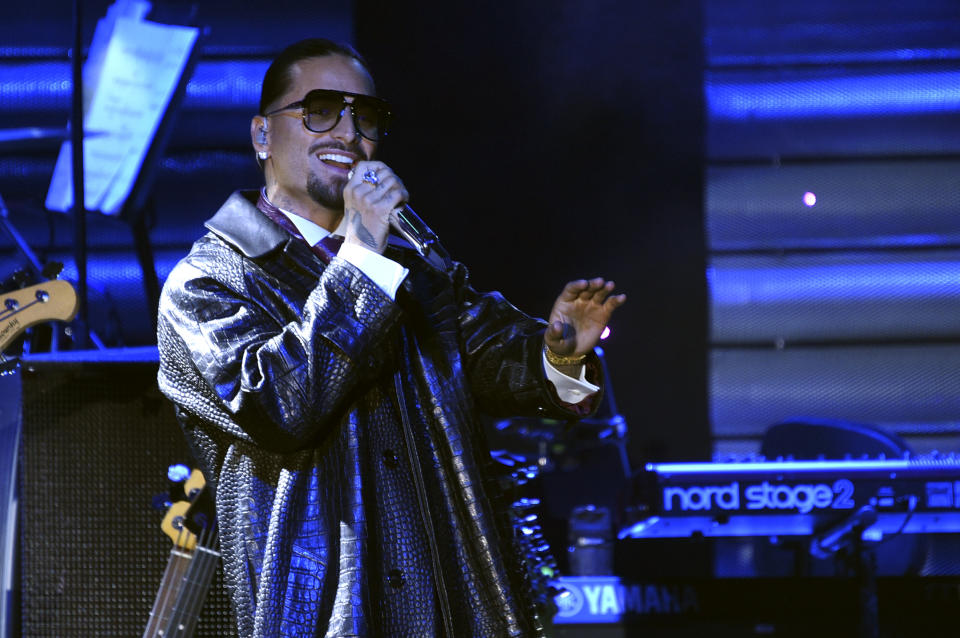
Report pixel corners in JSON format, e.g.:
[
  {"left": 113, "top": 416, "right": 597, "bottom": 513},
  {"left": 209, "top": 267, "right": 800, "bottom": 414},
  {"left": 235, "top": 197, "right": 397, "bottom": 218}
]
[
  {"left": 551, "top": 577, "right": 701, "bottom": 621},
  {"left": 554, "top": 583, "right": 584, "bottom": 618}
]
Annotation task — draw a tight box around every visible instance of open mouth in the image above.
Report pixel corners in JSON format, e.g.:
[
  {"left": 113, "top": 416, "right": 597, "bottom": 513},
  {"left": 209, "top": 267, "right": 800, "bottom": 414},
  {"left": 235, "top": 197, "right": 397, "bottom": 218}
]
[{"left": 316, "top": 152, "right": 354, "bottom": 172}]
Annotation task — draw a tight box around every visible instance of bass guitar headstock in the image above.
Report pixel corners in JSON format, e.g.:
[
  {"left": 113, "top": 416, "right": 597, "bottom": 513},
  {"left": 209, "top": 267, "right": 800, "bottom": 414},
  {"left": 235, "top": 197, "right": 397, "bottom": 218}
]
[
  {"left": 160, "top": 467, "right": 212, "bottom": 551},
  {"left": 0, "top": 279, "right": 78, "bottom": 353}
]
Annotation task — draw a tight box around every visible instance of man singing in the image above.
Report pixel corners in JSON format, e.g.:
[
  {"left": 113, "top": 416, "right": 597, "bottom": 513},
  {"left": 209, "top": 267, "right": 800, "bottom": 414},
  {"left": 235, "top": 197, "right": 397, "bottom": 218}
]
[{"left": 157, "top": 38, "right": 625, "bottom": 637}]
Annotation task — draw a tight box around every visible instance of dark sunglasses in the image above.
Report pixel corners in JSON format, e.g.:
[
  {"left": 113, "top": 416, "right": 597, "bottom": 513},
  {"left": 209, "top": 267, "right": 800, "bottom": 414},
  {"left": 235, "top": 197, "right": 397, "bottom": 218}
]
[{"left": 264, "top": 89, "right": 392, "bottom": 141}]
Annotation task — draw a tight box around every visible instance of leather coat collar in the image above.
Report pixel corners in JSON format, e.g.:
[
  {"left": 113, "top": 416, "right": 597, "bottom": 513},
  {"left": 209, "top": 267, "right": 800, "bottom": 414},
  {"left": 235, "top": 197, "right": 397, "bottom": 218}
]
[
  {"left": 205, "top": 190, "right": 288, "bottom": 258},
  {"left": 205, "top": 190, "right": 451, "bottom": 272}
]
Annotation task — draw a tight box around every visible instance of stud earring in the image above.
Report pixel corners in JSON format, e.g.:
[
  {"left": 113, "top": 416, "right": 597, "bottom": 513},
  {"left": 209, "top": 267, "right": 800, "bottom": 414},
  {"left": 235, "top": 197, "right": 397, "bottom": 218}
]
[{"left": 257, "top": 151, "right": 269, "bottom": 160}]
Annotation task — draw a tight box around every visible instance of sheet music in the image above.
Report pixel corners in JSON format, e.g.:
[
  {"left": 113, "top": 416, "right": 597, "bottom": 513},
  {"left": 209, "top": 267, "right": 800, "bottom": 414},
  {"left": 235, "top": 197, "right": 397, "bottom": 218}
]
[
  {"left": 45, "top": 4, "right": 198, "bottom": 216},
  {"left": 83, "top": 0, "right": 153, "bottom": 114}
]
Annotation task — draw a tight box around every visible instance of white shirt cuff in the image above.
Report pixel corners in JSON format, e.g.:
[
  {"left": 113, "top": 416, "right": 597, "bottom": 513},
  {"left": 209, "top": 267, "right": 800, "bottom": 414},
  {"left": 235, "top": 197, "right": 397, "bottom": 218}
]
[
  {"left": 543, "top": 351, "right": 600, "bottom": 403},
  {"left": 338, "top": 242, "right": 409, "bottom": 300}
]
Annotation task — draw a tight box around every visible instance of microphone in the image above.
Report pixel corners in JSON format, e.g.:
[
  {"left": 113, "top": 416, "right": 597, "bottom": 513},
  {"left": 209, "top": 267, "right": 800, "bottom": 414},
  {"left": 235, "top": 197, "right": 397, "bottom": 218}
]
[
  {"left": 391, "top": 203, "right": 438, "bottom": 257},
  {"left": 348, "top": 165, "right": 439, "bottom": 257}
]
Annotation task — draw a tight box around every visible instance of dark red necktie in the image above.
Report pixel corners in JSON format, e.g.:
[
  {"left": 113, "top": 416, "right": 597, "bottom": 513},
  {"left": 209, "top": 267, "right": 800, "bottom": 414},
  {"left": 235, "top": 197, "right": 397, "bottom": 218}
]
[
  {"left": 312, "top": 234, "right": 343, "bottom": 263},
  {"left": 255, "top": 188, "right": 342, "bottom": 264}
]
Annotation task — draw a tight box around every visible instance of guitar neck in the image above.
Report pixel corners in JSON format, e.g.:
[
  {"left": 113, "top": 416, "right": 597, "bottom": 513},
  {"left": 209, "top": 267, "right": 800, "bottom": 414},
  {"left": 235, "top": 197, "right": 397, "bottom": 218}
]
[
  {"left": 143, "top": 547, "right": 193, "bottom": 638},
  {"left": 143, "top": 526, "right": 220, "bottom": 638}
]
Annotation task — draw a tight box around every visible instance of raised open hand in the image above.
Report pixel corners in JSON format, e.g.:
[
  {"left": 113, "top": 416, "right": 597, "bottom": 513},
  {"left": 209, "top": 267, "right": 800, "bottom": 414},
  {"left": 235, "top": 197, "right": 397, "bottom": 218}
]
[{"left": 544, "top": 278, "right": 626, "bottom": 361}]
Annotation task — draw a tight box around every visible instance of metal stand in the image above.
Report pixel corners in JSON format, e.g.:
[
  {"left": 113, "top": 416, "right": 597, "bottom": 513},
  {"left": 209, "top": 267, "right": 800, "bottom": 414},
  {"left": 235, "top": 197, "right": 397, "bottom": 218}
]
[
  {"left": 131, "top": 204, "right": 161, "bottom": 335},
  {"left": 117, "top": 9, "right": 204, "bottom": 328},
  {"left": 70, "top": 0, "right": 89, "bottom": 348},
  {"left": 0, "top": 358, "right": 21, "bottom": 638},
  {"left": 810, "top": 506, "right": 880, "bottom": 638},
  {"left": 853, "top": 536, "right": 879, "bottom": 638}
]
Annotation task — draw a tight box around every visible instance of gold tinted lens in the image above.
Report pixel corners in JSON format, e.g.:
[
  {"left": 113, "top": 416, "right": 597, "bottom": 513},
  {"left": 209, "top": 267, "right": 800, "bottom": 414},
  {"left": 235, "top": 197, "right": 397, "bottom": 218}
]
[
  {"left": 352, "top": 98, "right": 383, "bottom": 140},
  {"left": 303, "top": 92, "right": 343, "bottom": 132}
]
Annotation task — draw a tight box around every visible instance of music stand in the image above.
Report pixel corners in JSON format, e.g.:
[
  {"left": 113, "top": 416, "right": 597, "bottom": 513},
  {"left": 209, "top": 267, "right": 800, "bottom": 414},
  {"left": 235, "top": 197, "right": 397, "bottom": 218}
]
[
  {"left": 47, "top": 3, "right": 205, "bottom": 345},
  {"left": 115, "top": 7, "right": 206, "bottom": 333}
]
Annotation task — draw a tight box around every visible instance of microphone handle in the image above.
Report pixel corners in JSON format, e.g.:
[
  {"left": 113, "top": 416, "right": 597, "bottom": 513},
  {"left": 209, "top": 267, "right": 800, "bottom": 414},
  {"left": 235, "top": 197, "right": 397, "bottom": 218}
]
[{"left": 392, "top": 203, "right": 438, "bottom": 257}]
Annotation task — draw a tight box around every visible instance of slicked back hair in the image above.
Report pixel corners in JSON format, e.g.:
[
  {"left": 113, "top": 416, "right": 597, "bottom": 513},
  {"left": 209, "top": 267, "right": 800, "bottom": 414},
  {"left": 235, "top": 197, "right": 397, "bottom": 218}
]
[{"left": 258, "top": 38, "right": 374, "bottom": 115}]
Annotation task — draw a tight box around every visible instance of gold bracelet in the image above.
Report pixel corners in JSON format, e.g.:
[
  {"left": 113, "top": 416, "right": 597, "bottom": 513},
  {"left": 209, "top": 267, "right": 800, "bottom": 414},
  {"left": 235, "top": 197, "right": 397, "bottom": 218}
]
[{"left": 543, "top": 345, "right": 587, "bottom": 366}]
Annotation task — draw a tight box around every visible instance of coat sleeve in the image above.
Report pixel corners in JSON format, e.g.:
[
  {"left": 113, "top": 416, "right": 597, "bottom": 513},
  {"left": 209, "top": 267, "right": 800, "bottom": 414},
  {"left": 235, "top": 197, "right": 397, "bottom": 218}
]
[
  {"left": 450, "top": 261, "right": 603, "bottom": 419},
  {"left": 157, "top": 237, "right": 402, "bottom": 452}
]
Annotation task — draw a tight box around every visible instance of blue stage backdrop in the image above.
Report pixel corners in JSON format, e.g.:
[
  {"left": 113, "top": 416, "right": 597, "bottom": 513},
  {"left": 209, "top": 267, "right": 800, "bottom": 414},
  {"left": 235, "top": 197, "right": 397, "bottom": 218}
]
[
  {"left": 1, "top": 0, "right": 959, "bottom": 467},
  {"left": 703, "top": 0, "right": 960, "bottom": 458}
]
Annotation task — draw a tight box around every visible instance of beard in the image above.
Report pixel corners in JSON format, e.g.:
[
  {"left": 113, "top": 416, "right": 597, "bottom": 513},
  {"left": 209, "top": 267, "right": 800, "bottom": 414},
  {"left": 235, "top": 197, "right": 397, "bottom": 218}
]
[
  {"left": 307, "top": 171, "right": 346, "bottom": 210},
  {"left": 306, "top": 142, "right": 371, "bottom": 210}
]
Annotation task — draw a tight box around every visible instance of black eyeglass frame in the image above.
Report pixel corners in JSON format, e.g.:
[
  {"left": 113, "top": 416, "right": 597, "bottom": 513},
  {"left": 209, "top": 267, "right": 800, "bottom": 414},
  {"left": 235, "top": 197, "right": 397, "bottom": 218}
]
[{"left": 263, "top": 89, "right": 393, "bottom": 141}]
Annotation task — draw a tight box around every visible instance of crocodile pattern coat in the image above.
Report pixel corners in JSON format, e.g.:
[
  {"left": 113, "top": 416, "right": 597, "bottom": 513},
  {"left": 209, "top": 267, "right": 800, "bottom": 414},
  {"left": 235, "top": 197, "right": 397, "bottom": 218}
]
[{"left": 157, "top": 191, "right": 600, "bottom": 637}]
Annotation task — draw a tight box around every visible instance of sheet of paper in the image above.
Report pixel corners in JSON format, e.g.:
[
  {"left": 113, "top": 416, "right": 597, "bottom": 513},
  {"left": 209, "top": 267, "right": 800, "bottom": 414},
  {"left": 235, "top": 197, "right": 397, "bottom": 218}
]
[
  {"left": 84, "top": 0, "right": 153, "bottom": 114},
  {"left": 46, "top": 10, "right": 198, "bottom": 215}
]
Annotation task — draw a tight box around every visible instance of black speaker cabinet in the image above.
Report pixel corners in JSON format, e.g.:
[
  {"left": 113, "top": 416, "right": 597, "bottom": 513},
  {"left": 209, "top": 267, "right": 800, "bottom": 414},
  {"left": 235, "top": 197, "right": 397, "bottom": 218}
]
[{"left": 17, "top": 350, "right": 236, "bottom": 637}]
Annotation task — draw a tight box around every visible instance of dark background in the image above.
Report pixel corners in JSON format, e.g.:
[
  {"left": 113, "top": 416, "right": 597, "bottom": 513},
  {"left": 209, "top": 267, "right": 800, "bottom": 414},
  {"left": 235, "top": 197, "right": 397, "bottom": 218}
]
[{"left": 354, "top": 0, "right": 709, "bottom": 463}]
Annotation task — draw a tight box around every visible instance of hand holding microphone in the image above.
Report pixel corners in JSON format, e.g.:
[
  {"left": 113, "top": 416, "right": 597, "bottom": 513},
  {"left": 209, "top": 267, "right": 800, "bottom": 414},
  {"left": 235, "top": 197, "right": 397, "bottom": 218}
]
[{"left": 346, "top": 163, "right": 437, "bottom": 257}]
